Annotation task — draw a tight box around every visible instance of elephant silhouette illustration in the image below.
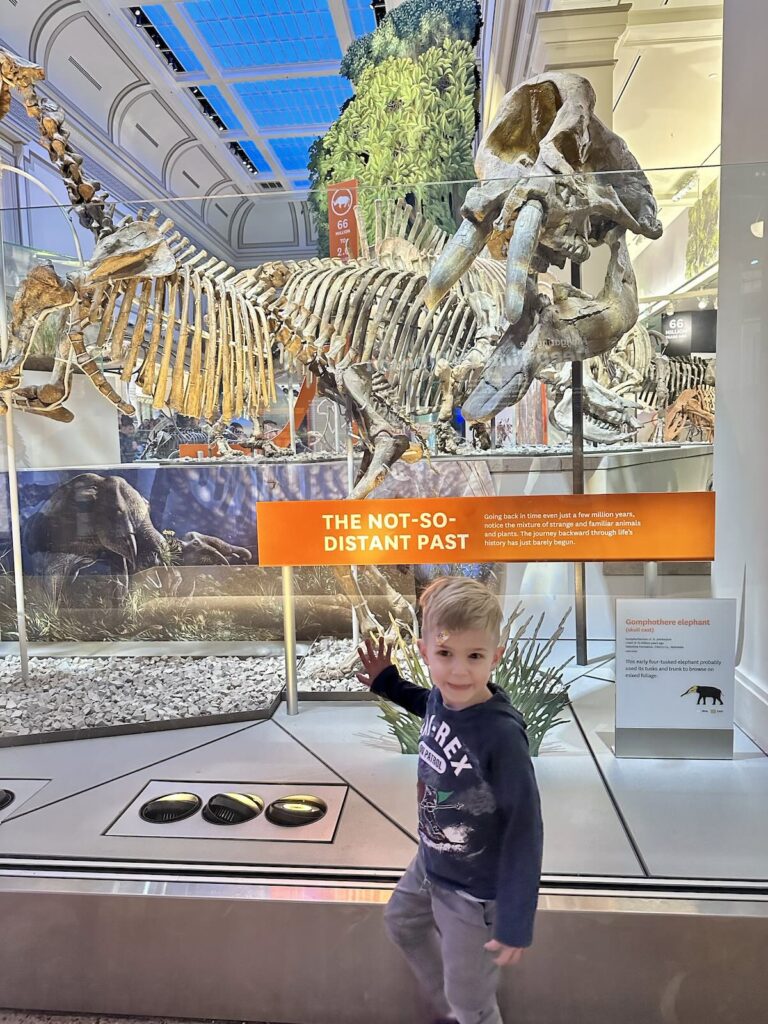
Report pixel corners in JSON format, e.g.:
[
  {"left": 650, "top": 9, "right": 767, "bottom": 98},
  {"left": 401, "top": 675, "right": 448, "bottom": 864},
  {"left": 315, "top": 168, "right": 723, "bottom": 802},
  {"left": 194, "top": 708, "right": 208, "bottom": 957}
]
[{"left": 680, "top": 685, "right": 724, "bottom": 706}]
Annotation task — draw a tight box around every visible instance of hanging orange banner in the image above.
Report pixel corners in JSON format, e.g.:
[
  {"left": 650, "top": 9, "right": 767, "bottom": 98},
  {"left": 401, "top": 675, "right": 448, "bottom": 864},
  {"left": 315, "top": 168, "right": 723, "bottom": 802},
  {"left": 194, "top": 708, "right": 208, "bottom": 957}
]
[
  {"left": 256, "top": 491, "right": 715, "bottom": 567},
  {"left": 327, "top": 179, "right": 359, "bottom": 260}
]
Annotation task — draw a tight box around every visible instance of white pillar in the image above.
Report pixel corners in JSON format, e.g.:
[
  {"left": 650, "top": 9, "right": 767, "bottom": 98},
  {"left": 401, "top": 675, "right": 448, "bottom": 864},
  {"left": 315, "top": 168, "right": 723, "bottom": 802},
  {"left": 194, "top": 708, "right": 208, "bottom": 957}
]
[
  {"left": 714, "top": 0, "right": 768, "bottom": 747},
  {"left": 526, "top": 5, "right": 630, "bottom": 295},
  {"left": 527, "top": 4, "right": 632, "bottom": 128}
]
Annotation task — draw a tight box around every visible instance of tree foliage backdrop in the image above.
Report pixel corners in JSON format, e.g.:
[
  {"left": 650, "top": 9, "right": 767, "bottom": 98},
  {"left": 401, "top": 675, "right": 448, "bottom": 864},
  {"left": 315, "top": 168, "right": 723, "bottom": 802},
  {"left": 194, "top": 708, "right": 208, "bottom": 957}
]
[{"left": 308, "top": 0, "right": 482, "bottom": 255}]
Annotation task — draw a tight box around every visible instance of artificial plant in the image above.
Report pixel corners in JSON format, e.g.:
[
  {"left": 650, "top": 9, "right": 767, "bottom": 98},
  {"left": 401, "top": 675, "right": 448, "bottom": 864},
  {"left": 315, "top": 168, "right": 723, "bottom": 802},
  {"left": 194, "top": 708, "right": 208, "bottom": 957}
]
[
  {"left": 686, "top": 179, "right": 720, "bottom": 280},
  {"left": 309, "top": 0, "right": 482, "bottom": 255},
  {"left": 340, "top": 0, "right": 482, "bottom": 85}
]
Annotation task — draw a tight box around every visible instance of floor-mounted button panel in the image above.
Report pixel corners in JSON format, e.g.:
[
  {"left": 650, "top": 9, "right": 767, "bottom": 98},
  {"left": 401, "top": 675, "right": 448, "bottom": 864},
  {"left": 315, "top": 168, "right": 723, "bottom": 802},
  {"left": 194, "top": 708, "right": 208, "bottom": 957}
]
[
  {"left": 0, "top": 779, "right": 50, "bottom": 824},
  {"left": 107, "top": 781, "right": 347, "bottom": 843}
]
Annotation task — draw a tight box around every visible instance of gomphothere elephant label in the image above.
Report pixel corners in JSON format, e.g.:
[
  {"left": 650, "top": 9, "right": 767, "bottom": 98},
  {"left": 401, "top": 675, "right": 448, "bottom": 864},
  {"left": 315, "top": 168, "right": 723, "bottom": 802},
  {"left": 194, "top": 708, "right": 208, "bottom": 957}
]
[{"left": 615, "top": 598, "right": 736, "bottom": 759}]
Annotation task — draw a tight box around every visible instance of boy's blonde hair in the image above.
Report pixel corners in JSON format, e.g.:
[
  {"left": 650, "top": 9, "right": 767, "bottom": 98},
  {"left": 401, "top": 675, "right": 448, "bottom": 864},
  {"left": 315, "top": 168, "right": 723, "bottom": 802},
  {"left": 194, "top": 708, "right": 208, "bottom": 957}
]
[{"left": 419, "top": 576, "right": 503, "bottom": 644}]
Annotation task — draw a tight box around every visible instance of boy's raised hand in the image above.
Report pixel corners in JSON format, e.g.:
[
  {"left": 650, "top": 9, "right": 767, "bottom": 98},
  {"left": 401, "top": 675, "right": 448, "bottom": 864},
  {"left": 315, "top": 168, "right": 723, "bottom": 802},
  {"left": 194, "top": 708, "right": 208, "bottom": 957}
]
[
  {"left": 356, "top": 636, "right": 394, "bottom": 689},
  {"left": 484, "top": 939, "right": 524, "bottom": 967}
]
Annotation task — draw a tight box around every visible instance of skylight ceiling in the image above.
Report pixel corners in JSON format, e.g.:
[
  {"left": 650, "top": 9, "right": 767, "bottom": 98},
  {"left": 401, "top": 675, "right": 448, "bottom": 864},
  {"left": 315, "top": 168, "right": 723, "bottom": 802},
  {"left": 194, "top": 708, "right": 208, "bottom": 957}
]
[
  {"left": 135, "top": 0, "right": 376, "bottom": 192},
  {"left": 182, "top": 0, "right": 344, "bottom": 67}
]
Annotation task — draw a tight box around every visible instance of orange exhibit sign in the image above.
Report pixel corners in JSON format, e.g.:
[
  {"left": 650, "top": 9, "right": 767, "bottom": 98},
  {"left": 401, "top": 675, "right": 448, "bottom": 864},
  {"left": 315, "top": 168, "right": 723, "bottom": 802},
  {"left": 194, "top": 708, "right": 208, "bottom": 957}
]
[
  {"left": 256, "top": 492, "right": 715, "bottom": 567},
  {"left": 327, "top": 179, "right": 359, "bottom": 260}
]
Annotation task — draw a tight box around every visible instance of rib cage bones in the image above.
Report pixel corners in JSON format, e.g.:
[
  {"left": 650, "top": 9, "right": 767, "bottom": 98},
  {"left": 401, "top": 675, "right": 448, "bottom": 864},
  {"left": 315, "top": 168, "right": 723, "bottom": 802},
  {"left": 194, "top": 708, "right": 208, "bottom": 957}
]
[{"left": 1, "top": 43, "right": 508, "bottom": 467}]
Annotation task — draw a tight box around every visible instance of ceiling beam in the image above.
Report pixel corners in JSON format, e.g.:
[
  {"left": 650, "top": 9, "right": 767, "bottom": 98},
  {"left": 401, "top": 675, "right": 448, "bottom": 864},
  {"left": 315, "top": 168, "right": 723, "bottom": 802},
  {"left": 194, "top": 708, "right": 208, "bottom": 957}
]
[
  {"left": 176, "top": 60, "right": 342, "bottom": 87},
  {"left": 328, "top": 0, "right": 355, "bottom": 55},
  {"left": 220, "top": 124, "right": 330, "bottom": 141}
]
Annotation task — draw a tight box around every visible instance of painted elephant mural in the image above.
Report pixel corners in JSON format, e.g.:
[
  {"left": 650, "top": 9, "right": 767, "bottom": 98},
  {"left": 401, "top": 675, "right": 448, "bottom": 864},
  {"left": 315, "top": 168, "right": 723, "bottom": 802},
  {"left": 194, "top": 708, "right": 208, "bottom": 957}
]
[{"left": 23, "top": 473, "right": 251, "bottom": 588}]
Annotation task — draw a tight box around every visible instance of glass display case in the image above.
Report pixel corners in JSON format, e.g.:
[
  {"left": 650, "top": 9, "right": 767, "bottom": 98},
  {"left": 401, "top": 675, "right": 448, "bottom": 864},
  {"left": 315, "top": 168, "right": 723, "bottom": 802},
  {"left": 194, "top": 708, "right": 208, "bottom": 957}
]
[{"left": 0, "top": 164, "right": 725, "bottom": 741}]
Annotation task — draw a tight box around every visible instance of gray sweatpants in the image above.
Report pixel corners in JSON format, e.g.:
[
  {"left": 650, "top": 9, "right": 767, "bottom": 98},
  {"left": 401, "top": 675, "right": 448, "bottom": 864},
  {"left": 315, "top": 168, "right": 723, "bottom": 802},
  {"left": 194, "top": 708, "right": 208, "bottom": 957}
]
[{"left": 384, "top": 849, "right": 503, "bottom": 1024}]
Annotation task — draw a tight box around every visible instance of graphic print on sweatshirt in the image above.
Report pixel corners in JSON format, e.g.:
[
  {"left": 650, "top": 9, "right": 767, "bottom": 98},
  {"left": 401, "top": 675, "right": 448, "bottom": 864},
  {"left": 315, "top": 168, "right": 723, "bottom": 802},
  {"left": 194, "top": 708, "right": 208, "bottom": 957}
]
[{"left": 417, "top": 711, "right": 496, "bottom": 858}]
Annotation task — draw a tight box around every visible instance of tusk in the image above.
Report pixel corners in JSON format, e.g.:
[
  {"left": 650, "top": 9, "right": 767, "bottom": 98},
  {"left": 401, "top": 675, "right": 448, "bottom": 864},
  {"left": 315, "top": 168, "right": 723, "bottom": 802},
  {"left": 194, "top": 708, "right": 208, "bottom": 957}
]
[
  {"left": 423, "top": 218, "right": 491, "bottom": 310},
  {"left": 505, "top": 200, "right": 543, "bottom": 325}
]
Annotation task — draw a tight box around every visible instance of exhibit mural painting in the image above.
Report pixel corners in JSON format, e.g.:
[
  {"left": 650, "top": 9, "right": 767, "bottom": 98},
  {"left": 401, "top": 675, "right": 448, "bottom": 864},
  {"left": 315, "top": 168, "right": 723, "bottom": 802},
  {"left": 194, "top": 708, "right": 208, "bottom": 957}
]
[
  {"left": 0, "top": 461, "right": 340, "bottom": 643},
  {"left": 0, "top": 458, "right": 496, "bottom": 645}
]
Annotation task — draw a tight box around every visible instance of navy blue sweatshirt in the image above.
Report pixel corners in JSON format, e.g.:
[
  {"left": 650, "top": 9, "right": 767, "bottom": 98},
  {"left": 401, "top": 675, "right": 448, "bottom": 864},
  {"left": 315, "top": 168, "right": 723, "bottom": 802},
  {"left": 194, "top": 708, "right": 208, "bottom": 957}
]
[{"left": 372, "top": 665, "right": 543, "bottom": 948}]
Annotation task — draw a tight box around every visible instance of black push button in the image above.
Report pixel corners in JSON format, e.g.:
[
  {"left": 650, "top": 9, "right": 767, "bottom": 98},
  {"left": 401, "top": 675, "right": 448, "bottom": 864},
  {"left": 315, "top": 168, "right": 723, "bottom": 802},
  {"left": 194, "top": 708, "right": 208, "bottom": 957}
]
[
  {"left": 265, "top": 794, "right": 327, "bottom": 827},
  {"left": 139, "top": 792, "right": 202, "bottom": 823},
  {"left": 202, "top": 792, "right": 264, "bottom": 825}
]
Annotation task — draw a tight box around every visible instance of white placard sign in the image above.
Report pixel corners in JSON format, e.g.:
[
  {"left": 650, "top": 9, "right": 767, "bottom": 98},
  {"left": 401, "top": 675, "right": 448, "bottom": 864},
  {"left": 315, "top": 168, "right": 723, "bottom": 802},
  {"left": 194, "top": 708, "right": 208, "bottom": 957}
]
[{"left": 615, "top": 598, "right": 736, "bottom": 759}]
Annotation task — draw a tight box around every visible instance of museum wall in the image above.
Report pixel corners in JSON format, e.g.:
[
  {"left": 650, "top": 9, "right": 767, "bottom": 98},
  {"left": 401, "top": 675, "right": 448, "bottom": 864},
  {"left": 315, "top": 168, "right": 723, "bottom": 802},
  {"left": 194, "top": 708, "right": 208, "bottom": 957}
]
[
  {"left": 0, "top": 373, "right": 121, "bottom": 471},
  {"left": 0, "top": 112, "right": 112, "bottom": 259},
  {"left": 714, "top": 0, "right": 768, "bottom": 749}
]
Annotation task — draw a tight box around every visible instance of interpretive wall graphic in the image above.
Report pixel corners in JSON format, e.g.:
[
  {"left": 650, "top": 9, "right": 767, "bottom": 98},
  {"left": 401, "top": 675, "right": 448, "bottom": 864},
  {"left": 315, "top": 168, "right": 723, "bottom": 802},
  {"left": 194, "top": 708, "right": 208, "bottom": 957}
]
[
  {"left": 257, "top": 492, "right": 716, "bottom": 567},
  {"left": 0, "top": 458, "right": 494, "bottom": 643}
]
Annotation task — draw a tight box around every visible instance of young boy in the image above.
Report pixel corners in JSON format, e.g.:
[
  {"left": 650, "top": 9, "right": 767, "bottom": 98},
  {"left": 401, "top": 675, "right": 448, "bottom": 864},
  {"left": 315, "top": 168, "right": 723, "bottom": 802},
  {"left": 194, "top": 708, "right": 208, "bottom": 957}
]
[{"left": 357, "top": 577, "right": 543, "bottom": 1024}]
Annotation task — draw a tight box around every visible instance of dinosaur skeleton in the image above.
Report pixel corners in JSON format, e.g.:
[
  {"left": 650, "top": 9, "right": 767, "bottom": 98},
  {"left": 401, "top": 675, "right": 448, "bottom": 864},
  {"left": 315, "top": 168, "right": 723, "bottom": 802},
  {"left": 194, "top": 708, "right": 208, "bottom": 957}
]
[
  {"left": 541, "top": 321, "right": 655, "bottom": 445},
  {"left": 664, "top": 386, "right": 715, "bottom": 443},
  {"left": 243, "top": 242, "right": 506, "bottom": 491},
  {"left": 541, "top": 363, "right": 642, "bottom": 445},
  {"left": 546, "top": 328, "right": 716, "bottom": 445}
]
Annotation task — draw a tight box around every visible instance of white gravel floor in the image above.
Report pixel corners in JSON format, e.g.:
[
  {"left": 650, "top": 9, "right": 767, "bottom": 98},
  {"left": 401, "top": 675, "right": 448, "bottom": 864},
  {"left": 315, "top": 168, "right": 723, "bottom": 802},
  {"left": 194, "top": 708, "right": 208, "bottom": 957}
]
[
  {"left": 298, "top": 638, "right": 368, "bottom": 693},
  {"left": 298, "top": 636, "right": 428, "bottom": 694},
  {"left": 0, "top": 636, "right": 413, "bottom": 738},
  {"left": 0, "top": 655, "right": 286, "bottom": 737}
]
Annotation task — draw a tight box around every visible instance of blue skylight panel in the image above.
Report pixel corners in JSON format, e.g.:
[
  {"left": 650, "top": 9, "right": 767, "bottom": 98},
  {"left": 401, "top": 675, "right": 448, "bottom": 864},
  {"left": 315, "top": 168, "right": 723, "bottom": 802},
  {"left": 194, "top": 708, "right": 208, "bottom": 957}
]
[
  {"left": 270, "top": 136, "right": 318, "bottom": 172},
  {"left": 293, "top": 179, "right": 312, "bottom": 189},
  {"left": 239, "top": 141, "right": 272, "bottom": 173},
  {"left": 234, "top": 77, "right": 352, "bottom": 131},
  {"left": 180, "top": 0, "right": 342, "bottom": 71},
  {"left": 347, "top": 0, "right": 376, "bottom": 37},
  {"left": 142, "top": 5, "right": 204, "bottom": 71},
  {"left": 198, "top": 85, "right": 243, "bottom": 130}
]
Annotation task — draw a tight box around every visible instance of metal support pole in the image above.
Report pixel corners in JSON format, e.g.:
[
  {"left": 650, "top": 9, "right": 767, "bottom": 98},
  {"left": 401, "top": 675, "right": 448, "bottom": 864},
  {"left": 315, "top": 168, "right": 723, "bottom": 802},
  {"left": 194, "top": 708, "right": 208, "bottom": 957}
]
[
  {"left": 282, "top": 565, "right": 299, "bottom": 715},
  {"left": 0, "top": 191, "right": 29, "bottom": 681},
  {"left": 287, "top": 384, "right": 296, "bottom": 453},
  {"left": 346, "top": 433, "right": 360, "bottom": 646},
  {"left": 571, "top": 262, "right": 588, "bottom": 666},
  {"left": 644, "top": 561, "right": 659, "bottom": 598},
  {"left": 333, "top": 403, "right": 341, "bottom": 455}
]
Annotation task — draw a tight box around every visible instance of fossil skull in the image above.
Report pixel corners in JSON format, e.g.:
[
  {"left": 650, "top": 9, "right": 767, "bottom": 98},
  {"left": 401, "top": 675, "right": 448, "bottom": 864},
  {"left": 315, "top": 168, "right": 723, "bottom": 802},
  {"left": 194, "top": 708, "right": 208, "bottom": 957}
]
[
  {"left": 88, "top": 219, "right": 176, "bottom": 281},
  {"left": 423, "top": 72, "right": 662, "bottom": 421}
]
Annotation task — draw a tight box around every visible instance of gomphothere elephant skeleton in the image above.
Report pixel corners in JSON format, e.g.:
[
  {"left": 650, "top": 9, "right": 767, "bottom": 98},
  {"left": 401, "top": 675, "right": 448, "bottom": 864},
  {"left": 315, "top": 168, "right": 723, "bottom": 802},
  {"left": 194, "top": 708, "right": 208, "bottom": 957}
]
[{"left": 424, "top": 71, "right": 663, "bottom": 424}]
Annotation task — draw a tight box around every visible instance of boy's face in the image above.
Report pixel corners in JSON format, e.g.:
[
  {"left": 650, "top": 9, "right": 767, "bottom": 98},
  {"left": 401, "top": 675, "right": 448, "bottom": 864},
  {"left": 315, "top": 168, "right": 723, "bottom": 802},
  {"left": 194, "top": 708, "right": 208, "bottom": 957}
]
[{"left": 418, "top": 626, "right": 504, "bottom": 711}]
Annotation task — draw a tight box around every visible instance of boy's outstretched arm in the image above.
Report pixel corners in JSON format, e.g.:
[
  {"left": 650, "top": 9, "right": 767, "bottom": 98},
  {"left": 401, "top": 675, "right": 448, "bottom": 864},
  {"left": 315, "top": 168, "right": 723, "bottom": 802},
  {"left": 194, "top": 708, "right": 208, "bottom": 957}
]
[
  {"left": 488, "top": 721, "right": 544, "bottom": 956},
  {"left": 357, "top": 636, "right": 429, "bottom": 718}
]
